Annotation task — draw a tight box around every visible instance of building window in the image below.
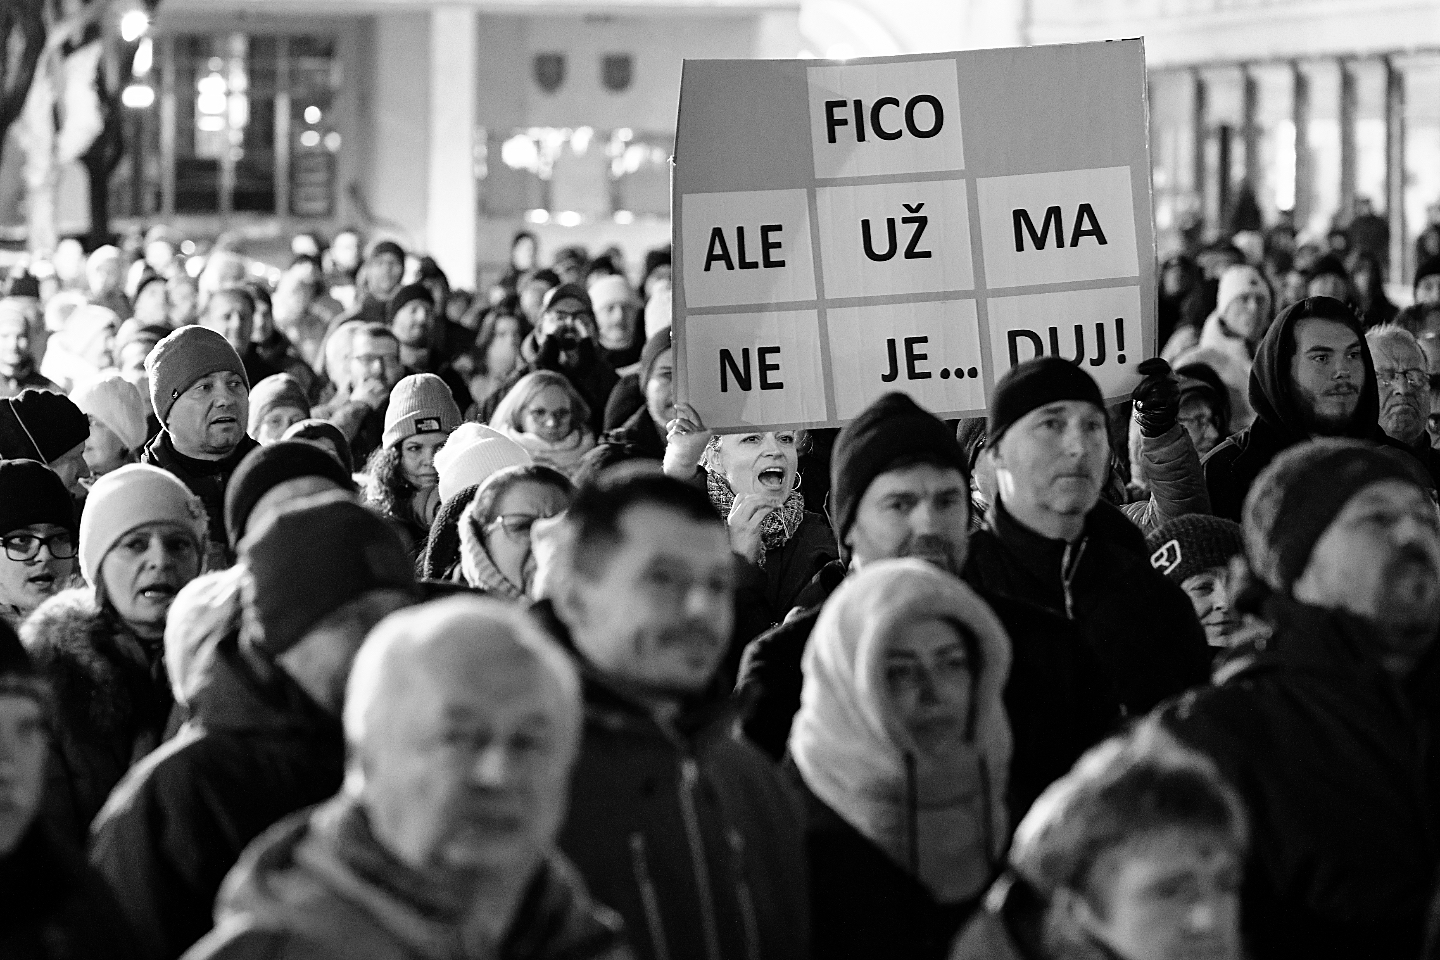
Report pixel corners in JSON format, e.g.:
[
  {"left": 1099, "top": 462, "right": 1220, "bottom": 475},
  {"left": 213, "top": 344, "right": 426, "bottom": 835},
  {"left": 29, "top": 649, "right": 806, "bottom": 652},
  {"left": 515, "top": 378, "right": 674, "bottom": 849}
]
[
  {"left": 111, "top": 31, "right": 341, "bottom": 220},
  {"left": 481, "top": 126, "right": 672, "bottom": 225}
]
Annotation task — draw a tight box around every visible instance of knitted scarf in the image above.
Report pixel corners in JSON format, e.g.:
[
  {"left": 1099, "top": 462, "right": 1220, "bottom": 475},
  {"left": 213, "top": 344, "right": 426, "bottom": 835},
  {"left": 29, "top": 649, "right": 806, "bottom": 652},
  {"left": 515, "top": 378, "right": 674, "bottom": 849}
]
[{"left": 705, "top": 469, "right": 805, "bottom": 566}]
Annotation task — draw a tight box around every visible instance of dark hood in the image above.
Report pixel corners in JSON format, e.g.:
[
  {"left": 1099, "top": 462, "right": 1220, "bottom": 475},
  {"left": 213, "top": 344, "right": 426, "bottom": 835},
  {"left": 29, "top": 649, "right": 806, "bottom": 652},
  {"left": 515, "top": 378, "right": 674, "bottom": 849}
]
[{"left": 1247, "top": 297, "right": 1381, "bottom": 444}]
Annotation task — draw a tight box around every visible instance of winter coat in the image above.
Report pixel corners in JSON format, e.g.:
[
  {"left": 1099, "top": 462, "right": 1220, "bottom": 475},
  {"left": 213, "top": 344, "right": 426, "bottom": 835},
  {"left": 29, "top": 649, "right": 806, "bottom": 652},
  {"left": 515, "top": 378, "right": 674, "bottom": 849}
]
[
  {"left": 530, "top": 601, "right": 811, "bottom": 960},
  {"left": 1158, "top": 596, "right": 1440, "bottom": 960},
  {"left": 1202, "top": 299, "right": 1405, "bottom": 521},
  {"left": 730, "top": 510, "right": 837, "bottom": 657},
  {"left": 21, "top": 587, "right": 176, "bottom": 845},
  {"left": 184, "top": 796, "right": 630, "bottom": 960},
  {"left": 141, "top": 431, "right": 261, "bottom": 568},
  {"left": 1119, "top": 422, "right": 1211, "bottom": 535},
  {"left": 964, "top": 499, "right": 1211, "bottom": 718},
  {"left": 788, "top": 765, "right": 976, "bottom": 960},
  {"left": 478, "top": 333, "right": 619, "bottom": 437},
  {"left": 735, "top": 560, "right": 1118, "bottom": 823},
  {"left": 314, "top": 391, "right": 387, "bottom": 468},
  {"left": 89, "top": 571, "right": 345, "bottom": 960},
  {"left": 0, "top": 823, "right": 140, "bottom": 960},
  {"left": 578, "top": 406, "right": 666, "bottom": 483}
]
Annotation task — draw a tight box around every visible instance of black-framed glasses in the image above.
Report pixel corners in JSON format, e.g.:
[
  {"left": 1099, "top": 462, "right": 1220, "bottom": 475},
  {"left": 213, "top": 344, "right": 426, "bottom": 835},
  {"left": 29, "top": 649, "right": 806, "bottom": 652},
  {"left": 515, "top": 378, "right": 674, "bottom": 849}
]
[{"left": 2, "top": 532, "right": 76, "bottom": 562}]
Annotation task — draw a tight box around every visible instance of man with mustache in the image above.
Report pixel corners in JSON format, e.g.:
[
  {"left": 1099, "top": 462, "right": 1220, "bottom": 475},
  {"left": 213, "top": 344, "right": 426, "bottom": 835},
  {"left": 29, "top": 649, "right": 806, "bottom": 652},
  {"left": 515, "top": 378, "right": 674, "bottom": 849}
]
[
  {"left": 1365, "top": 323, "right": 1440, "bottom": 486},
  {"left": 1160, "top": 439, "right": 1440, "bottom": 960},
  {"left": 965, "top": 358, "right": 1212, "bottom": 718},
  {"left": 477, "top": 284, "right": 618, "bottom": 436},
  {"left": 140, "top": 326, "right": 259, "bottom": 568},
  {"left": 1204, "top": 296, "right": 1416, "bottom": 520},
  {"left": 535, "top": 466, "right": 809, "bottom": 960},
  {"left": 737, "top": 391, "right": 1120, "bottom": 818}
]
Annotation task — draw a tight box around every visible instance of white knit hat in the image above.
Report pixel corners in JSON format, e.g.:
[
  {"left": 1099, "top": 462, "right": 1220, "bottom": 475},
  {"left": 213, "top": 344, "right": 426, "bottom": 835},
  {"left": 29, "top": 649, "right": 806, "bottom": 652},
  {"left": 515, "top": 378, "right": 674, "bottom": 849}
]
[
  {"left": 382, "top": 373, "right": 462, "bottom": 449},
  {"left": 80, "top": 464, "right": 208, "bottom": 586},
  {"left": 1214, "top": 265, "right": 1269, "bottom": 319},
  {"left": 434, "top": 422, "right": 533, "bottom": 504},
  {"left": 71, "top": 374, "right": 149, "bottom": 452}
]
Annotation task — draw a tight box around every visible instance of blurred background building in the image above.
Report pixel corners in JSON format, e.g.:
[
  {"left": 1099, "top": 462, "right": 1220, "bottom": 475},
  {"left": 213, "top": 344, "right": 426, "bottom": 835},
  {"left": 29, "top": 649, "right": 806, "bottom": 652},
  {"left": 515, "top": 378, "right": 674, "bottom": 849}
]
[{"left": 1, "top": 0, "right": 1438, "bottom": 288}]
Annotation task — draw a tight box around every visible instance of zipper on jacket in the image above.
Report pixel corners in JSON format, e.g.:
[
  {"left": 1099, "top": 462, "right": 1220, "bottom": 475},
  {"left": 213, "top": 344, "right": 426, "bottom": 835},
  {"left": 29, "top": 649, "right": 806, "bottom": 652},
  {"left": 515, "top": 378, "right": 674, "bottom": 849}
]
[
  {"left": 679, "top": 758, "right": 725, "bottom": 960},
  {"left": 1061, "top": 537, "right": 1088, "bottom": 620},
  {"left": 727, "top": 828, "right": 763, "bottom": 960},
  {"left": 629, "top": 832, "right": 673, "bottom": 960}
]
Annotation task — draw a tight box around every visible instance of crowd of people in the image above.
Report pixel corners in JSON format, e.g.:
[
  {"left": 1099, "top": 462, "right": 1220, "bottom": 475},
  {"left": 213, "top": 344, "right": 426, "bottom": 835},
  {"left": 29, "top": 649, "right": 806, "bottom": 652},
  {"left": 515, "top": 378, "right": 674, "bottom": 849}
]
[{"left": 0, "top": 220, "right": 1439, "bottom": 960}]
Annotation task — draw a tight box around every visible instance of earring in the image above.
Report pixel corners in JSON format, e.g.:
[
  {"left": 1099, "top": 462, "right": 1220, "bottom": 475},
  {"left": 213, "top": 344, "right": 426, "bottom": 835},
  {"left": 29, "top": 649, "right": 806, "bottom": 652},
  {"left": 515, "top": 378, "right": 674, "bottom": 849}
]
[{"left": 792, "top": 469, "right": 804, "bottom": 491}]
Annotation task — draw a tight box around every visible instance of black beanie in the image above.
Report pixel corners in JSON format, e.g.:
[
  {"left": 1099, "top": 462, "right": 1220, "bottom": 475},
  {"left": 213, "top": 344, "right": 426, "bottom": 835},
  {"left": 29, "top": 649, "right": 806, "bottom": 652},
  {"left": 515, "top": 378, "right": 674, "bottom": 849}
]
[
  {"left": 0, "top": 459, "right": 77, "bottom": 536},
  {"left": 368, "top": 239, "right": 406, "bottom": 264},
  {"left": 831, "top": 392, "right": 967, "bottom": 545},
  {"left": 224, "top": 441, "right": 358, "bottom": 547},
  {"left": 1416, "top": 255, "right": 1440, "bottom": 297},
  {"left": 0, "top": 389, "right": 90, "bottom": 463},
  {"left": 987, "top": 357, "right": 1105, "bottom": 447},
  {"left": 385, "top": 283, "right": 433, "bottom": 323},
  {"left": 1146, "top": 515, "right": 1244, "bottom": 585},
  {"left": 1243, "top": 438, "right": 1431, "bottom": 593}
]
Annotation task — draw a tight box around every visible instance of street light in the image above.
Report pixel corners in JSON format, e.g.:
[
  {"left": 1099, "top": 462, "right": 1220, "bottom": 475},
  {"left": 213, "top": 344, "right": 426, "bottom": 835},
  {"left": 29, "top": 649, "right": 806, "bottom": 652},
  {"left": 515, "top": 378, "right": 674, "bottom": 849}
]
[{"left": 120, "top": 10, "right": 149, "bottom": 43}]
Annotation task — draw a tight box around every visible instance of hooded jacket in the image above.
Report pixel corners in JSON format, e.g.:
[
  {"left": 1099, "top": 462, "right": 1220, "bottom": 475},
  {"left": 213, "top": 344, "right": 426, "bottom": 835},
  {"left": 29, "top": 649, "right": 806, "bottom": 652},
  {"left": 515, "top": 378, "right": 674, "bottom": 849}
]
[
  {"left": 964, "top": 499, "right": 1211, "bottom": 719},
  {"left": 0, "top": 823, "right": 140, "bottom": 960},
  {"left": 1202, "top": 300, "right": 1405, "bottom": 521},
  {"left": 21, "top": 586, "right": 175, "bottom": 845},
  {"left": 1159, "top": 596, "right": 1440, "bottom": 960},
  {"left": 88, "top": 565, "right": 344, "bottom": 960},
  {"left": 184, "top": 796, "right": 630, "bottom": 960},
  {"left": 788, "top": 561, "right": 1010, "bottom": 960},
  {"left": 529, "top": 601, "right": 810, "bottom": 960}
]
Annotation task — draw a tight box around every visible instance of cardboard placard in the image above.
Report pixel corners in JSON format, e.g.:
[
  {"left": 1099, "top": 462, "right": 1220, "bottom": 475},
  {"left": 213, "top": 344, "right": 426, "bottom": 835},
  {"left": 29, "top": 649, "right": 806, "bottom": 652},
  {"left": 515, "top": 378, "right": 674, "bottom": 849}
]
[{"left": 672, "top": 39, "right": 1156, "bottom": 431}]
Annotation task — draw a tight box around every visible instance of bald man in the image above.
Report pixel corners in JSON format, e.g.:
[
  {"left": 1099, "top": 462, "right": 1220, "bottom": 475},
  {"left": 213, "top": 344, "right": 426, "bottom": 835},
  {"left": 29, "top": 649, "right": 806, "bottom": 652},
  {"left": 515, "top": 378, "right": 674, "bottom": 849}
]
[{"left": 188, "top": 597, "right": 628, "bottom": 960}]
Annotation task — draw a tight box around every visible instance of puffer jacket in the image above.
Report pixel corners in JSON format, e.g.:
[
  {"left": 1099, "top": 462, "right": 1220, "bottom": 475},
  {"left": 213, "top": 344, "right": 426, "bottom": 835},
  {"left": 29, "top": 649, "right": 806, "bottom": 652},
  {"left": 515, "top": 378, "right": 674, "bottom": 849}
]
[
  {"left": 89, "top": 566, "right": 344, "bottom": 960},
  {"left": 964, "top": 499, "right": 1210, "bottom": 718},
  {"left": 185, "top": 796, "right": 630, "bottom": 960},
  {"left": 21, "top": 587, "right": 175, "bottom": 845},
  {"left": 1158, "top": 596, "right": 1440, "bottom": 960},
  {"left": 530, "top": 601, "right": 810, "bottom": 960},
  {"left": 1202, "top": 299, "right": 1409, "bottom": 521},
  {"left": 1120, "top": 421, "right": 1211, "bottom": 535},
  {"left": 0, "top": 823, "right": 140, "bottom": 960}
]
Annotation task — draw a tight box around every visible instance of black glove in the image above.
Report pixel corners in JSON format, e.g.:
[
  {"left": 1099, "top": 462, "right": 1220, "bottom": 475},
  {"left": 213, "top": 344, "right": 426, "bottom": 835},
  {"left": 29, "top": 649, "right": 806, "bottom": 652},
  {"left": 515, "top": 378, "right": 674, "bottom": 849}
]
[{"left": 1131, "top": 357, "right": 1179, "bottom": 439}]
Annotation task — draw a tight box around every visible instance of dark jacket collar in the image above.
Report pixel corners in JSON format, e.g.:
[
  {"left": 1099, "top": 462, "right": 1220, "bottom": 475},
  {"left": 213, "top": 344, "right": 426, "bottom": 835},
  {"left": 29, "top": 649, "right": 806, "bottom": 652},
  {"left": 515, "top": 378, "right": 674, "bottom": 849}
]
[{"left": 153, "top": 430, "right": 258, "bottom": 478}]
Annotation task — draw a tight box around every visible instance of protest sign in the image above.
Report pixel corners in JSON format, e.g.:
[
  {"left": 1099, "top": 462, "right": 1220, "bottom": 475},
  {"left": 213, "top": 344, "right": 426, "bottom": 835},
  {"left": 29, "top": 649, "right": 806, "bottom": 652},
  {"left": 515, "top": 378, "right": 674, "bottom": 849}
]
[{"left": 671, "top": 39, "right": 1156, "bottom": 431}]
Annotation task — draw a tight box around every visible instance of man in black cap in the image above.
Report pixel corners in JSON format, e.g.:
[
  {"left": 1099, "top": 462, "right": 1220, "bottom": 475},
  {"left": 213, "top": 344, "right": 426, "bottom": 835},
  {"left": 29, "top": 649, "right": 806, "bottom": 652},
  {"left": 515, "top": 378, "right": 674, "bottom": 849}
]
[
  {"left": 1204, "top": 295, "right": 1411, "bottom": 521},
  {"left": 386, "top": 283, "right": 469, "bottom": 411},
  {"left": 327, "top": 239, "right": 407, "bottom": 330},
  {"left": 0, "top": 388, "right": 91, "bottom": 502},
  {"left": 477, "top": 283, "right": 618, "bottom": 435},
  {"left": 0, "top": 621, "right": 138, "bottom": 958},
  {"left": 965, "top": 356, "right": 1211, "bottom": 717},
  {"left": 1160, "top": 439, "right": 1440, "bottom": 960},
  {"left": 737, "top": 391, "right": 1119, "bottom": 818},
  {"left": 89, "top": 493, "right": 420, "bottom": 960}
]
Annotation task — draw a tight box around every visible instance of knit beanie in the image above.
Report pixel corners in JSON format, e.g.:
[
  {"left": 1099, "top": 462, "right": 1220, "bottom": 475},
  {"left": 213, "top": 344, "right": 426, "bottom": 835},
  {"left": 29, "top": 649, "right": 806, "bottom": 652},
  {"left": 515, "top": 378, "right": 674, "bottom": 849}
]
[
  {"left": 639, "top": 328, "right": 672, "bottom": 388},
  {"left": 1243, "top": 438, "right": 1431, "bottom": 594},
  {"left": 831, "top": 392, "right": 968, "bottom": 546},
  {"left": 241, "top": 492, "right": 419, "bottom": 657},
  {"left": 114, "top": 318, "right": 170, "bottom": 359},
  {"left": 382, "top": 373, "right": 462, "bottom": 449},
  {"left": 542, "top": 283, "right": 593, "bottom": 316},
  {"left": 1307, "top": 252, "right": 1350, "bottom": 283},
  {"left": 987, "top": 357, "right": 1105, "bottom": 448},
  {"left": 0, "top": 459, "right": 77, "bottom": 536},
  {"left": 1416, "top": 255, "right": 1440, "bottom": 298},
  {"left": 281, "top": 418, "right": 354, "bottom": 473},
  {"left": 385, "top": 283, "right": 432, "bottom": 324},
  {"left": 146, "top": 325, "right": 249, "bottom": 424},
  {"left": 71, "top": 374, "right": 149, "bottom": 452},
  {"left": 433, "top": 422, "right": 533, "bottom": 504},
  {"left": 246, "top": 373, "right": 310, "bottom": 436},
  {"left": 0, "top": 389, "right": 90, "bottom": 463},
  {"left": 1146, "top": 515, "right": 1244, "bottom": 585},
  {"left": 80, "top": 464, "right": 208, "bottom": 586},
  {"left": 224, "top": 441, "right": 357, "bottom": 547},
  {"left": 1214, "top": 265, "right": 1269, "bottom": 318}
]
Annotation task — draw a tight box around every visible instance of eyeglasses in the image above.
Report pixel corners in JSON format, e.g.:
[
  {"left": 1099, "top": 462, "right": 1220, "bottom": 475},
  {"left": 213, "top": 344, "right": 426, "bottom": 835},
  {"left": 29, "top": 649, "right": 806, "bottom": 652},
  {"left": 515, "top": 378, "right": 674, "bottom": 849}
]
[
  {"left": 2, "top": 532, "right": 76, "bottom": 562},
  {"left": 1376, "top": 369, "right": 1430, "bottom": 390},
  {"left": 485, "top": 512, "right": 558, "bottom": 540},
  {"left": 524, "top": 407, "right": 572, "bottom": 425},
  {"left": 548, "top": 309, "right": 593, "bottom": 324}
]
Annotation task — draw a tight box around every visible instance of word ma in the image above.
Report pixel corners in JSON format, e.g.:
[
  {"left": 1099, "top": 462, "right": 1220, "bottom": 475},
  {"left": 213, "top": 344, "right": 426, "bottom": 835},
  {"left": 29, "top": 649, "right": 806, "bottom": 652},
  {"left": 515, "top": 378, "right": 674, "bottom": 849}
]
[{"left": 1013, "top": 204, "right": 1107, "bottom": 252}]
